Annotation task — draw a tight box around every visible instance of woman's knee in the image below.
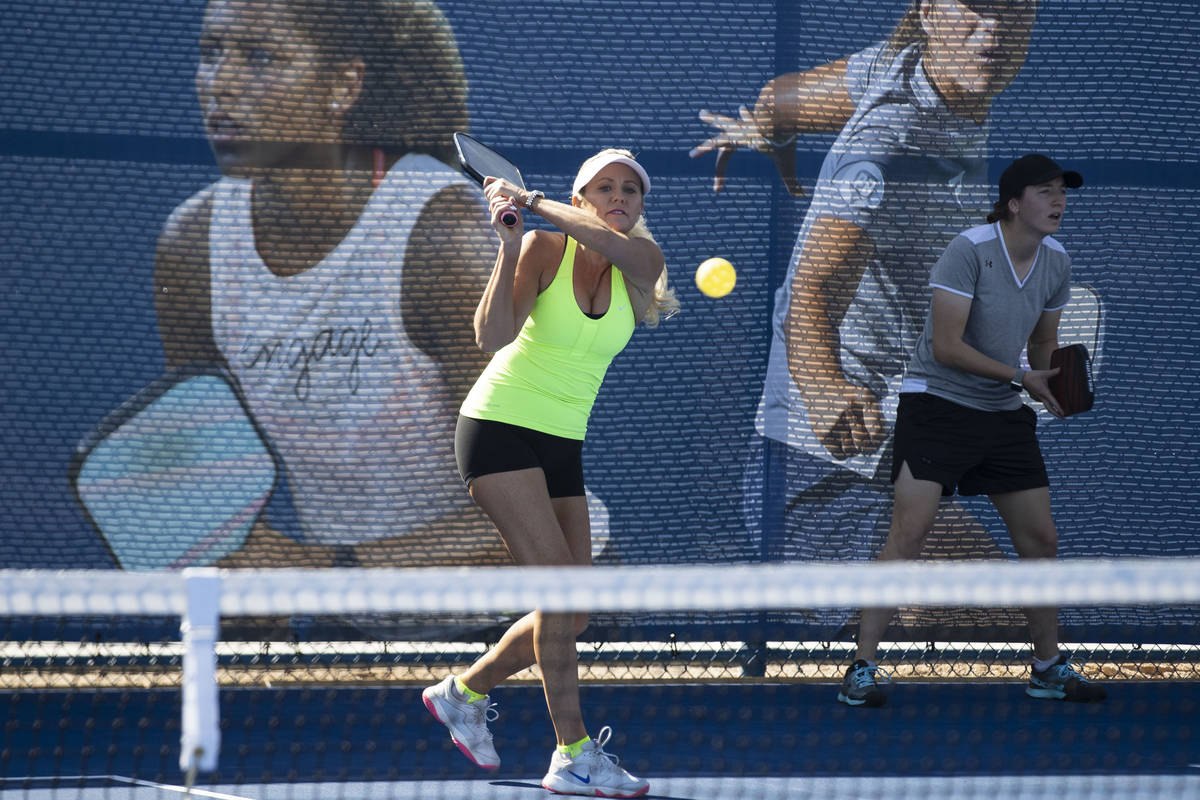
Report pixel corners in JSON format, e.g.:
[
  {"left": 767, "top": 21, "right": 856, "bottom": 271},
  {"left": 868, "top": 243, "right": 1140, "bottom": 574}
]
[
  {"left": 532, "top": 609, "right": 588, "bottom": 633},
  {"left": 1016, "top": 524, "right": 1058, "bottom": 558},
  {"left": 879, "top": 513, "right": 934, "bottom": 560}
]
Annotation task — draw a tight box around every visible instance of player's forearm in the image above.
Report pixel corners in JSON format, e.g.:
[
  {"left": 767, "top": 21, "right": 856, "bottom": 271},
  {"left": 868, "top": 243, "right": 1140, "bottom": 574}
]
[
  {"left": 785, "top": 238, "right": 866, "bottom": 390},
  {"left": 530, "top": 196, "right": 663, "bottom": 286},
  {"left": 932, "top": 336, "right": 1023, "bottom": 384},
  {"left": 785, "top": 299, "right": 849, "bottom": 391},
  {"left": 756, "top": 58, "right": 854, "bottom": 138},
  {"left": 156, "top": 304, "right": 224, "bottom": 367},
  {"left": 473, "top": 242, "right": 522, "bottom": 352},
  {"left": 1026, "top": 337, "right": 1059, "bottom": 371}
]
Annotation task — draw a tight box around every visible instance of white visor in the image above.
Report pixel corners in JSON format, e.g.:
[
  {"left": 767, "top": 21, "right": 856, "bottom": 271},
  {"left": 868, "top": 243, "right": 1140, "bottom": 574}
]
[{"left": 572, "top": 153, "right": 651, "bottom": 196}]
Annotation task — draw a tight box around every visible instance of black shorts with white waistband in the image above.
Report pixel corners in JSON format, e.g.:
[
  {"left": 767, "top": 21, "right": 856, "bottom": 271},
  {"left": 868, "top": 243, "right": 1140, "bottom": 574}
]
[
  {"left": 891, "top": 392, "right": 1049, "bottom": 497},
  {"left": 454, "top": 415, "right": 586, "bottom": 498}
]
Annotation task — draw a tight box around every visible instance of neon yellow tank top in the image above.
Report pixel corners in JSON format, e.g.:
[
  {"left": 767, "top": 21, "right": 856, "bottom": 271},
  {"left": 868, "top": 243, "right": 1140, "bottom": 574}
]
[{"left": 460, "top": 236, "right": 637, "bottom": 439}]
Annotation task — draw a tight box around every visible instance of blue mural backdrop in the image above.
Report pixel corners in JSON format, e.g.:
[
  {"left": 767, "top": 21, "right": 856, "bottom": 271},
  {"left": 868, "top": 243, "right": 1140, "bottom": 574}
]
[{"left": 2, "top": 0, "right": 1198, "bottom": 642}]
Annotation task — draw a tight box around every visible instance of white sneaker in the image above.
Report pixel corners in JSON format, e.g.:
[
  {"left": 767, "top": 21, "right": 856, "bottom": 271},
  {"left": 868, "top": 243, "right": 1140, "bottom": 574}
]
[
  {"left": 541, "top": 726, "right": 648, "bottom": 798},
  {"left": 421, "top": 675, "right": 500, "bottom": 770}
]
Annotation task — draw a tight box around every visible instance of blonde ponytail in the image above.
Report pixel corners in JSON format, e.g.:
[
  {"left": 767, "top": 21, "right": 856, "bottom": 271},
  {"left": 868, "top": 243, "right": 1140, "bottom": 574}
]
[{"left": 627, "top": 217, "right": 679, "bottom": 327}]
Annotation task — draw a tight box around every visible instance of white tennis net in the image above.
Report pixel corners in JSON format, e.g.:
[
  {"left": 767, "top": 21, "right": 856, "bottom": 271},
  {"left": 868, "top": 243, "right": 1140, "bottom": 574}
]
[{"left": 1, "top": 558, "right": 1197, "bottom": 799}]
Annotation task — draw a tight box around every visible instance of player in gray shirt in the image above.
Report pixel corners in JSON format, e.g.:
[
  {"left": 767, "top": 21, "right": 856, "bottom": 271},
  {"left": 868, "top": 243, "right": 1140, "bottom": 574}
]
[
  {"left": 837, "top": 153, "right": 1107, "bottom": 708},
  {"left": 904, "top": 218, "right": 1071, "bottom": 411}
]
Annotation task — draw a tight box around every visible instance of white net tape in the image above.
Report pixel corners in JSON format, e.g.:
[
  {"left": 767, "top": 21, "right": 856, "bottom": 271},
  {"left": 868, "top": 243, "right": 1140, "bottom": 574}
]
[{"left": 2, "top": 557, "right": 1198, "bottom": 617}]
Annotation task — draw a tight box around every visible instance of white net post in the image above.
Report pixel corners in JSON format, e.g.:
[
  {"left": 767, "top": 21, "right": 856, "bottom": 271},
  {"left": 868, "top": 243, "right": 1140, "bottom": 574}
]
[{"left": 180, "top": 568, "right": 222, "bottom": 774}]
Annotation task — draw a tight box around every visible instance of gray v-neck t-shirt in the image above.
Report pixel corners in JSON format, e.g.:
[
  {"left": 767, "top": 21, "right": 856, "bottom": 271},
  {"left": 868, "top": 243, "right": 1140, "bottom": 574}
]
[{"left": 902, "top": 222, "right": 1072, "bottom": 411}]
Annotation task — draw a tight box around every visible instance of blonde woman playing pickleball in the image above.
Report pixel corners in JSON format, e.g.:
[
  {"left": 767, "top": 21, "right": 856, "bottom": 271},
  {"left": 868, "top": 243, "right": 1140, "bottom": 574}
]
[{"left": 422, "top": 149, "right": 677, "bottom": 798}]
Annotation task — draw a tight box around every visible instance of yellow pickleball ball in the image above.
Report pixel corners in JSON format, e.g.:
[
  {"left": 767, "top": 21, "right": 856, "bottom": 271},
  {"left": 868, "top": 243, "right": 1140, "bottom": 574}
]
[{"left": 695, "top": 257, "right": 737, "bottom": 298}]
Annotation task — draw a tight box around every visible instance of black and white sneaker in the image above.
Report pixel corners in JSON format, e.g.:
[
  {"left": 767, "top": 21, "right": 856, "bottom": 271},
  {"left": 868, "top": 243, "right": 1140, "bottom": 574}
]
[
  {"left": 1027, "top": 655, "right": 1106, "bottom": 702},
  {"left": 836, "top": 659, "right": 889, "bottom": 707}
]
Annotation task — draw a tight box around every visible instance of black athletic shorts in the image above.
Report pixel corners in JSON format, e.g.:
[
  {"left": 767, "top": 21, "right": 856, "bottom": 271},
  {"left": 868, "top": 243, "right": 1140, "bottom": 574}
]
[
  {"left": 891, "top": 393, "right": 1048, "bottom": 497},
  {"left": 454, "top": 415, "right": 586, "bottom": 498}
]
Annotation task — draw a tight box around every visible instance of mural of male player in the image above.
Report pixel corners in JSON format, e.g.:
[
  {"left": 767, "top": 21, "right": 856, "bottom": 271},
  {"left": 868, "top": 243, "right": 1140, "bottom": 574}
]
[{"left": 695, "top": 0, "right": 1074, "bottom": 635}]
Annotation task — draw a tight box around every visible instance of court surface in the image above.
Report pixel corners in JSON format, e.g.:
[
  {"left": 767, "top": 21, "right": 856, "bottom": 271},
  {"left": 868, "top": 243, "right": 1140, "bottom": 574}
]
[
  {"left": 4, "top": 774, "right": 1199, "bottom": 800},
  {"left": 3, "top": 682, "right": 1197, "bottom": 799}
]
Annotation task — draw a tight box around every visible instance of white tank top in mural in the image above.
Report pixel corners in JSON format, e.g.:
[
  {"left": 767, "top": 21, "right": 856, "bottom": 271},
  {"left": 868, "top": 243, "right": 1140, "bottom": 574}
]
[{"left": 210, "top": 153, "right": 474, "bottom": 545}]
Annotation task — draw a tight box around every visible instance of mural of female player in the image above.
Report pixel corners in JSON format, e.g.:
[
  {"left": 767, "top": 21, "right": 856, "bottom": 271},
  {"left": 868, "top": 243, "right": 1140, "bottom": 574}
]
[
  {"left": 694, "top": 0, "right": 1040, "bottom": 633},
  {"left": 153, "top": 0, "right": 510, "bottom": 568}
]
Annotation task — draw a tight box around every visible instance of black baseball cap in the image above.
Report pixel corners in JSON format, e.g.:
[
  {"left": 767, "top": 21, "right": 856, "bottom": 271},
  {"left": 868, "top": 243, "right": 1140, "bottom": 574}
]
[{"left": 998, "top": 154, "right": 1083, "bottom": 203}]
